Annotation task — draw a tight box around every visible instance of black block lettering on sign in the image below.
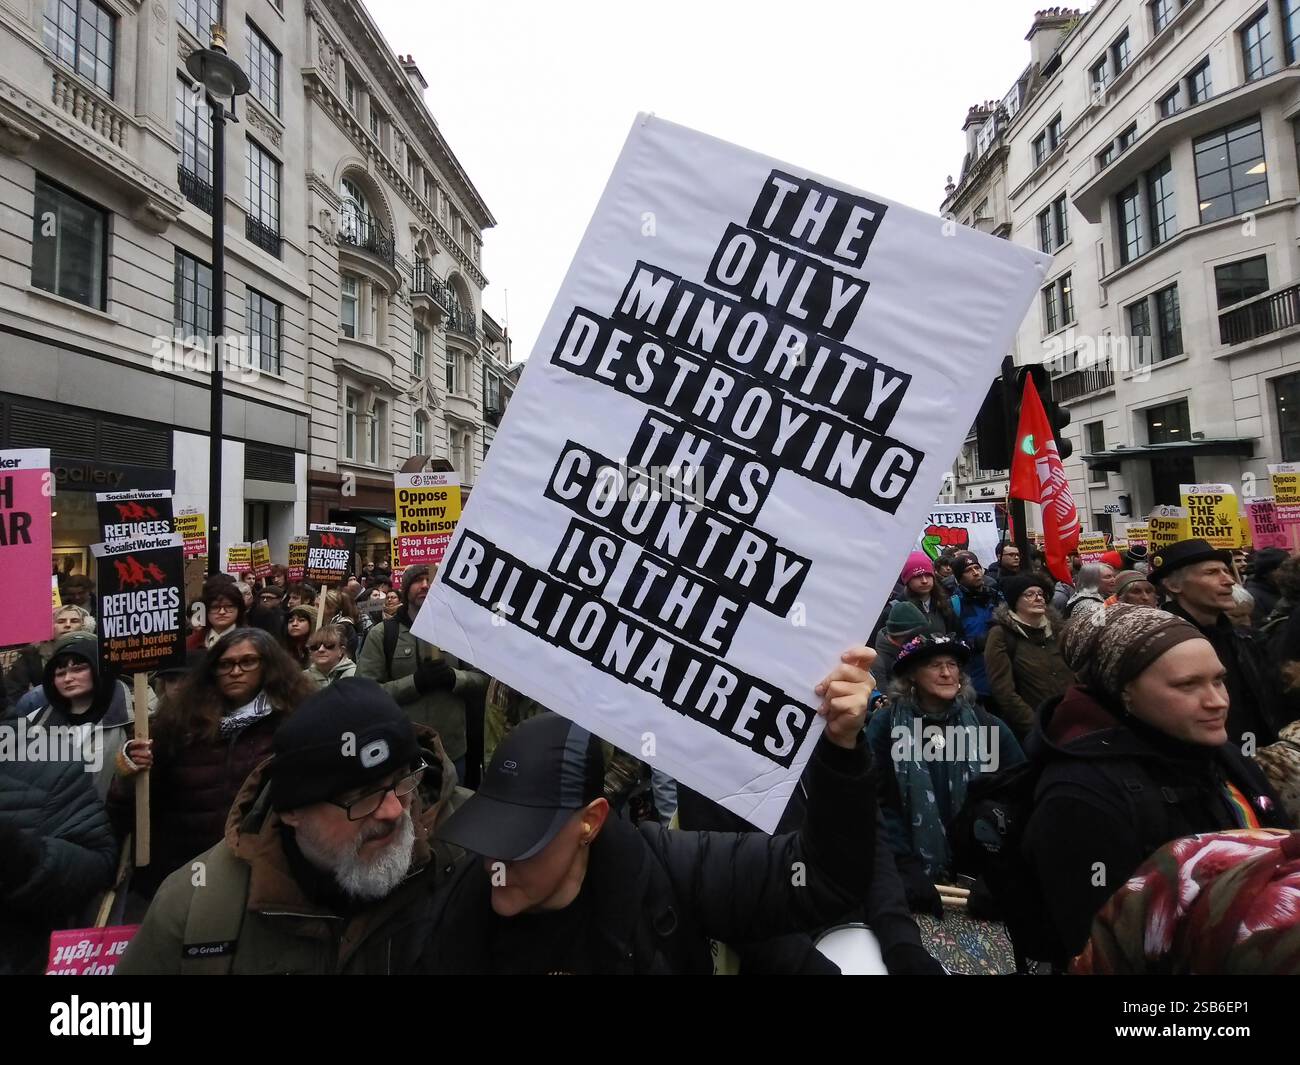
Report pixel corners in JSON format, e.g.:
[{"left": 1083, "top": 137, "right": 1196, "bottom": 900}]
[
  {"left": 705, "top": 222, "right": 868, "bottom": 343},
  {"left": 746, "top": 169, "right": 888, "bottom": 270},
  {"left": 547, "top": 517, "right": 624, "bottom": 597},
  {"left": 543, "top": 441, "right": 810, "bottom": 616},
  {"left": 608, "top": 264, "right": 912, "bottom": 435},
  {"left": 628, "top": 411, "right": 777, "bottom": 523},
  {"left": 617, "top": 547, "right": 748, "bottom": 656},
  {"left": 441, "top": 531, "right": 813, "bottom": 766},
  {"left": 551, "top": 308, "right": 923, "bottom": 513}
]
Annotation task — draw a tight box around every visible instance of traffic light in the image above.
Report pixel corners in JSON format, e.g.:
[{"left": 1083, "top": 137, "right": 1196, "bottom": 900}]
[
  {"left": 973, "top": 375, "right": 1011, "bottom": 472},
  {"left": 1018, "top": 365, "right": 1072, "bottom": 460}
]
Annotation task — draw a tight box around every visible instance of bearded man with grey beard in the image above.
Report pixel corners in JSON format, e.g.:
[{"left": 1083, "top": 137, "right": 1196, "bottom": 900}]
[{"left": 118, "top": 678, "right": 468, "bottom": 974}]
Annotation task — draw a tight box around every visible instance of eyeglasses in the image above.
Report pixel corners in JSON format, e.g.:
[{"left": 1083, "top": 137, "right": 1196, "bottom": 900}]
[
  {"left": 919, "top": 658, "right": 961, "bottom": 675},
  {"left": 329, "top": 763, "right": 427, "bottom": 820},
  {"left": 308, "top": 641, "right": 340, "bottom": 652},
  {"left": 1019, "top": 589, "right": 1046, "bottom": 601},
  {"left": 209, "top": 602, "right": 237, "bottom": 614},
  {"left": 216, "top": 654, "right": 262, "bottom": 675}
]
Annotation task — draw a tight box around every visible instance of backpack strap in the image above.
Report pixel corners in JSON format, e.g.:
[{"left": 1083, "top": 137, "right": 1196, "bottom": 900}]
[
  {"left": 1110, "top": 773, "right": 1201, "bottom": 857},
  {"left": 180, "top": 845, "right": 252, "bottom": 975},
  {"left": 383, "top": 617, "right": 401, "bottom": 677}
]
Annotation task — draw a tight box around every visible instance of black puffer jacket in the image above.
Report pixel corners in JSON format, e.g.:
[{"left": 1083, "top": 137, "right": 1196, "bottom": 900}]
[
  {"left": 1023, "top": 686, "right": 1291, "bottom": 958},
  {"left": 0, "top": 755, "right": 118, "bottom": 974},
  {"left": 419, "top": 736, "right": 876, "bottom": 974}
]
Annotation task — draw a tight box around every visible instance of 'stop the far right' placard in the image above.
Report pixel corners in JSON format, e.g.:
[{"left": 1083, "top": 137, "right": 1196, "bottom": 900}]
[{"left": 415, "top": 114, "right": 1050, "bottom": 831}]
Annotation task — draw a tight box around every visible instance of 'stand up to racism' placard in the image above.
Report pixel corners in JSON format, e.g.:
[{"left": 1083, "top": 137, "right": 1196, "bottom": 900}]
[{"left": 413, "top": 115, "right": 1050, "bottom": 830}]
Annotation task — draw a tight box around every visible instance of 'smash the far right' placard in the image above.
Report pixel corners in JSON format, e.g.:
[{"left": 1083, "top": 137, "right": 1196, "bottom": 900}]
[{"left": 415, "top": 114, "right": 1050, "bottom": 831}]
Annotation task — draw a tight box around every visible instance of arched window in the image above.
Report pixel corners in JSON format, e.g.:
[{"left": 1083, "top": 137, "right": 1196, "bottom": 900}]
[
  {"left": 445, "top": 286, "right": 463, "bottom": 326},
  {"left": 414, "top": 410, "right": 427, "bottom": 454},
  {"left": 340, "top": 177, "right": 369, "bottom": 242}
]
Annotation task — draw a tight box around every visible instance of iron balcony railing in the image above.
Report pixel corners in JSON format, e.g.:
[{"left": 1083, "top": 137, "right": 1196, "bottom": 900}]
[
  {"left": 339, "top": 210, "right": 396, "bottom": 266},
  {"left": 245, "top": 215, "right": 282, "bottom": 258},
  {"left": 1219, "top": 283, "right": 1300, "bottom": 346},
  {"left": 447, "top": 305, "right": 477, "bottom": 340},
  {"left": 1054, "top": 363, "right": 1115, "bottom": 403},
  {"left": 178, "top": 165, "right": 214, "bottom": 214},
  {"left": 412, "top": 258, "right": 452, "bottom": 309}
]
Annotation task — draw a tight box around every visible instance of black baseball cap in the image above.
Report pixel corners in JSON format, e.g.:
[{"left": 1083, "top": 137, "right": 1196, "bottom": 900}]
[{"left": 436, "top": 712, "right": 604, "bottom": 861}]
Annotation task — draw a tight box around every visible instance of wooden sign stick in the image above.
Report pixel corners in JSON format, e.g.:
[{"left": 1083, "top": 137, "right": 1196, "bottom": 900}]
[
  {"left": 133, "top": 671, "right": 150, "bottom": 868},
  {"left": 316, "top": 584, "right": 330, "bottom": 629}
]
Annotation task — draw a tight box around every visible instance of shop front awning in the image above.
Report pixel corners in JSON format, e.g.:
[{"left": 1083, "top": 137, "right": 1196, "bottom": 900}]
[
  {"left": 356, "top": 516, "right": 396, "bottom": 534},
  {"left": 1082, "top": 438, "right": 1256, "bottom": 473}
]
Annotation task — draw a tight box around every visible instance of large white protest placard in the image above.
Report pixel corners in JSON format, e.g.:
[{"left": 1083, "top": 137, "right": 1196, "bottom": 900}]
[{"left": 413, "top": 115, "right": 1050, "bottom": 830}]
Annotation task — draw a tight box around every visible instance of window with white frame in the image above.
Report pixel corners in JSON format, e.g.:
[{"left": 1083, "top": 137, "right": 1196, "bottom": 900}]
[
  {"left": 413, "top": 326, "right": 426, "bottom": 379},
  {"left": 344, "top": 389, "right": 360, "bottom": 459},
  {"left": 368, "top": 400, "right": 386, "bottom": 464},
  {"left": 413, "top": 411, "right": 426, "bottom": 455},
  {"left": 340, "top": 177, "right": 369, "bottom": 242},
  {"left": 340, "top": 275, "right": 358, "bottom": 338}
]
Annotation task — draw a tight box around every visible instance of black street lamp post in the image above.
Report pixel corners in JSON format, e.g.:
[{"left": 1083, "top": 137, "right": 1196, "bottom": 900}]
[{"left": 186, "top": 27, "right": 250, "bottom": 577}]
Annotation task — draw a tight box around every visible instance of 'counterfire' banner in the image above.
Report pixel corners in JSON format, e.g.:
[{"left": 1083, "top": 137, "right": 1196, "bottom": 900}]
[{"left": 413, "top": 115, "right": 1049, "bottom": 830}]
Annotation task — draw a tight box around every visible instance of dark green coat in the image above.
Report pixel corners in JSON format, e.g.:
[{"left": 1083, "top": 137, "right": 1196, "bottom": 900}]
[
  {"left": 355, "top": 611, "right": 486, "bottom": 762},
  {"left": 117, "top": 729, "right": 464, "bottom": 975},
  {"left": 983, "top": 606, "right": 1075, "bottom": 736}
]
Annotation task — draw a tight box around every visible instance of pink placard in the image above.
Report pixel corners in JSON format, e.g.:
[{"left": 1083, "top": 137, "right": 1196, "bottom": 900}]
[
  {"left": 0, "top": 449, "right": 53, "bottom": 647},
  {"left": 1247, "top": 499, "right": 1292, "bottom": 551},
  {"left": 46, "top": 925, "right": 140, "bottom": 975}
]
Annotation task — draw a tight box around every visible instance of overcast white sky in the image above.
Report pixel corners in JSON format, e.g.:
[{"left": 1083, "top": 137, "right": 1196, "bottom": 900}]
[{"left": 365, "top": 0, "right": 1043, "bottom": 363}]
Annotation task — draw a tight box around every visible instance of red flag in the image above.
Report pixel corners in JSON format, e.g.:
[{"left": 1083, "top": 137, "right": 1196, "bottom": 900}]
[{"left": 1009, "top": 373, "right": 1079, "bottom": 584}]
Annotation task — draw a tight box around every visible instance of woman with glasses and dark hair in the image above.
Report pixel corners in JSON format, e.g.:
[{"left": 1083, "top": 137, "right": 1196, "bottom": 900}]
[
  {"left": 983, "top": 573, "right": 1076, "bottom": 740},
  {"left": 304, "top": 624, "right": 357, "bottom": 690},
  {"left": 109, "top": 627, "right": 314, "bottom": 900},
  {"left": 185, "top": 580, "right": 247, "bottom": 651}
]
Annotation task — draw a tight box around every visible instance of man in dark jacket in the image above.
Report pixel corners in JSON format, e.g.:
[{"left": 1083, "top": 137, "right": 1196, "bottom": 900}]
[
  {"left": 0, "top": 749, "right": 117, "bottom": 974},
  {"left": 1023, "top": 604, "right": 1291, "bottom": 959},
  {"left": 356, "top": 565, "right": 486, "bottom": 781},
  {"left": 420, "top": 650, "right": 878, "bottom": 974},
  {"left": 984, "top": 541, "right": 1021, "bottom": 589},
  {"left": 1152, "top": 538, "right": 1288, "bottom": 746},
  {"left": 118, "top": 679, "right": 465, "bottom": 974}
]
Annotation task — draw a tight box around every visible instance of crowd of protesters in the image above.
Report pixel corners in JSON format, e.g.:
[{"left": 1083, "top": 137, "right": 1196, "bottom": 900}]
[{"left": 1, "top": 534, "right": 1299, "bottom": 976}]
